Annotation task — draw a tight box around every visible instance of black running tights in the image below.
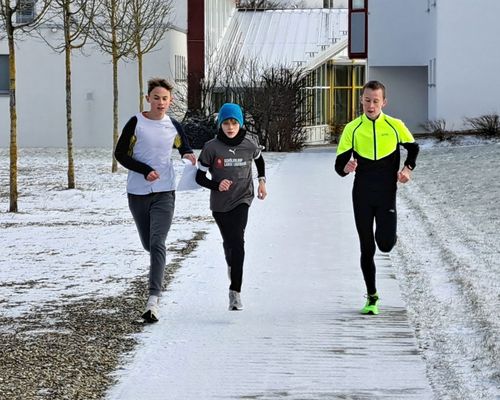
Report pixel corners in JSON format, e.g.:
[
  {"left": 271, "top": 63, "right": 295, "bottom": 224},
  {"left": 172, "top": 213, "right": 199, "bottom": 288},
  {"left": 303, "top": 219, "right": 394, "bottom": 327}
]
[
  {"left": 352, "top": 187, "right": 397, "bottom": 295},
  {"left": 212, "top": 203, "right": 249, "bottom": 293}
]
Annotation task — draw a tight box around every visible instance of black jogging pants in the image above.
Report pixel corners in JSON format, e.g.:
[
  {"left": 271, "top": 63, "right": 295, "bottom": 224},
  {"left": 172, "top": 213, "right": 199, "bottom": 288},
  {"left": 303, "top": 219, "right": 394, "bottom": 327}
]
[
  {"left": 212, "top": 203, "right": 249, "bottom": 293},
  {"left": 352, "top": 186, "right": 398, "bottom": 295}
]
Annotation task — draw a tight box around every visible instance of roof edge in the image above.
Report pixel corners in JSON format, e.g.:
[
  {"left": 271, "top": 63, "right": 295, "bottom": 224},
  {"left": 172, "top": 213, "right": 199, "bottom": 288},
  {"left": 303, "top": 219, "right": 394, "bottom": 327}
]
[{"left": 302, "top": 38, "right": 349, "bottom": 73}]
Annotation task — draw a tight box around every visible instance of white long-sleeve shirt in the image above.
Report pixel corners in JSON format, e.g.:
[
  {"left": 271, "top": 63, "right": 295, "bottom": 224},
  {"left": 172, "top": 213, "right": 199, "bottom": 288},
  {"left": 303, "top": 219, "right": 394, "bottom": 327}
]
[{"left": 115, "top": 112, "right": 193, "bottom": 195}]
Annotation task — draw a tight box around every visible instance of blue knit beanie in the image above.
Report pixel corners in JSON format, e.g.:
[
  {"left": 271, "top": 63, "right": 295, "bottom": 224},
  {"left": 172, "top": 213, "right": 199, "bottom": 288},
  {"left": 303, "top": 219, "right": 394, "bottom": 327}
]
[{"left": 217, "top": 103, "right": 244, "bottom": 128}]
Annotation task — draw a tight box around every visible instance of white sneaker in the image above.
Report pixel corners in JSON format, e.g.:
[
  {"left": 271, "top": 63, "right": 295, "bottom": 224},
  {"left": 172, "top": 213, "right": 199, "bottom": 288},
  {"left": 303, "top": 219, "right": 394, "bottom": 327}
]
[
  {"left": 142, "top": 295, "right": 160, "bottom": 322},
  {"left": 228, "top": 290, "right": 243, "bottom": 311}
]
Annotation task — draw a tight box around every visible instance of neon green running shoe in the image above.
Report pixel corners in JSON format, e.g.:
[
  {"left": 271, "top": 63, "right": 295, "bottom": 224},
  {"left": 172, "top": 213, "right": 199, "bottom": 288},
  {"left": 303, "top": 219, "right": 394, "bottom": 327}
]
[{"left": 361, "top": 293, "right": 380, "bottom": 315}]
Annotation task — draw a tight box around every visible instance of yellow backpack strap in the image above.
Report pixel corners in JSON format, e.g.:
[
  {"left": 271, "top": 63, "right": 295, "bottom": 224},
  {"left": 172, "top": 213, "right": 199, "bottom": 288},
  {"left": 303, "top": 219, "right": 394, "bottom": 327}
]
[
  {"left": 174, "top": 133, "right": 182, "bottom": 149},
  {"left": 125, "top": 116, "right": 138, "bottom": 156},
  {"left": 127, "top": 134, "right": 137, "bottom": 156}
]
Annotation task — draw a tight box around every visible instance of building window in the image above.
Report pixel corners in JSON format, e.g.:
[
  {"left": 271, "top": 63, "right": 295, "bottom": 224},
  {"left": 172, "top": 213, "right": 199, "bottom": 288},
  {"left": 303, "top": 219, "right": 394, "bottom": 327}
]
[
  {"left": 351, "top": 0, "right": 365, "bottom": 10},
  {"left": 212, "top": 87, "right": 235, "bottom": 113},
  {"left": 0, "top": 55, "right": 9, "bottom": 94},
  {"left": 16, "top": 0, "right": 36, "bottom": 24},
  {"left": 331, "top": 63, "right": 364, "bottom": 124},
  {"left": 348, "top": 0, "right": 367, "bottom": 59},
  {"left": 174, "top": 55, "right": 187, "bottom": 83},
  {"left": 428, "top": 58, "right": 436, "bottom": 87},
  {"left": 324, "top": 0, "right": 349, "bottom": 7},
  {"left": 301, "top": 63, "right": 365, "bottom": 127},
  {"left": 301, "top": 64, "right": 331, "bottom": 126}
]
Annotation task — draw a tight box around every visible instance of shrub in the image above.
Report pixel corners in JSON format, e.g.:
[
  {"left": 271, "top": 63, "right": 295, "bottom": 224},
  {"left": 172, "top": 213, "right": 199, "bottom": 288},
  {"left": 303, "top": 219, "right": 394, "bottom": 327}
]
[
  {"left": 420, "top": 119, "right": 454, "bottom": 141},
  {"left": 238, "top": 66, "right": 309, "bottom": 152},
  {"left": 464, "top": 114, "right": 500, "bottom": 137},
  {"left": 181, "top": 111, "right": 217, "bottom": 149},
  {"left": 328, "top": 118, "right": 345, "bottom": 144}
]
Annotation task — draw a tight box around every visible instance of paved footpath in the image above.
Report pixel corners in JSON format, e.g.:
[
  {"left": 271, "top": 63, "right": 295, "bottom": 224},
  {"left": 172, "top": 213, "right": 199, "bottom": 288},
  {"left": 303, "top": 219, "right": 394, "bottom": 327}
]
[{"left": 107, "top": 147, "right": 433, "bottom": 400}]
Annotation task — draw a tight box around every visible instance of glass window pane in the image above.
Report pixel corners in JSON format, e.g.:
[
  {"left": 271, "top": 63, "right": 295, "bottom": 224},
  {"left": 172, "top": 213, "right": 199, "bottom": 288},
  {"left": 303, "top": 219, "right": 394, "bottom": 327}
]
[
  {"left": 350, "top": 12, "right": 366, "bottom": 54},
  {"left": 334, "top": 89, "right": 350, "bottom": 124},
  {"left": 321, "top": 87, "right": 329, "bottom": 124},
  {"left": 334, "top": 66, "right": 350, "bottom": 87},
  {"left": 353, "top": 65, "right": 365, "bottom": 86},
  {"left": 0, "top": 55, "right": 9, "bottom": 92},
  {"left": 16, "top": 0, "right": 35, "bottom": 23},
  {"left": 353, "top": 88, "right": 363, "bottom": 117},
  {"left": 352, "top": 0, "right": 365, "bottom": 10}
]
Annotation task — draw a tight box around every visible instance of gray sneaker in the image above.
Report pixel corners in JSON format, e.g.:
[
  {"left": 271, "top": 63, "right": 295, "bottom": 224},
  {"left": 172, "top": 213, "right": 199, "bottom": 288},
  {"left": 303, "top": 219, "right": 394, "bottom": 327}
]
[
  {"left": 228, "top": 290, "right": 243, "bottom": 311},
  {"left": 142, "top": 295, "right": 160, "bottom": 322}
]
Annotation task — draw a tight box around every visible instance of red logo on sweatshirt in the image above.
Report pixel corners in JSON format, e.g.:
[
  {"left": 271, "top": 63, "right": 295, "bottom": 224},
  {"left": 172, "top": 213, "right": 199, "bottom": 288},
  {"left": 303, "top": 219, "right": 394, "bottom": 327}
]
[{"left": 215, "top": 157, "right": 224, "bottom": 169}]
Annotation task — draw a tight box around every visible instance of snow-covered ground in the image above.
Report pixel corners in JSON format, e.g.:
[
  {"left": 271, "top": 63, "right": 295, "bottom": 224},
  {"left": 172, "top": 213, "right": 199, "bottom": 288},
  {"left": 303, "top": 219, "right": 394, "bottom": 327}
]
[
  {"left": 0, "top": 139, "right": 499, "bottom": 399},
  {"left": 0, "top": 147, "right": 284, "bottom": 398},
  {"left": 392, "top": 139, "right": 500, "bottom": 399},
  {"left": 0, "top": 148, "right": 212, "bottom": 318}
]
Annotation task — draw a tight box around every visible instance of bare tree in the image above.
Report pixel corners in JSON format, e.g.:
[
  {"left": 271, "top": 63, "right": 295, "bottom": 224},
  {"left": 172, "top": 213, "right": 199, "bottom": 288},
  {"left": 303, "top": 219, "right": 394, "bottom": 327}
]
[
  {"left": 266, "top": 66, "right": 309, "bottom": 151},
  {"left": 91, "top": 0, "right": 133, "bottom": 172},
  {"left": 178, "top": 51, "right": 240, "bottom": 149},
  {"left": 186, "top": 55, "right": 310, "bottom": 151},
  {"left": 0, "top": 0, "right": 53, "bottom": 212},
  {"left": 228, "top": 62, "right": 310, "bottom": 151},
  {"left": 176, "top": 72, "right": 220, "bottom": 149},
  {"left": 40, "top": 0, "right": 97, "bottom": 189},
  {"left": 127, "top": 0, "right": 173, "bottom": 111},
  {"left": 237, "top": 0, "right": 282, "bottom": 9}
]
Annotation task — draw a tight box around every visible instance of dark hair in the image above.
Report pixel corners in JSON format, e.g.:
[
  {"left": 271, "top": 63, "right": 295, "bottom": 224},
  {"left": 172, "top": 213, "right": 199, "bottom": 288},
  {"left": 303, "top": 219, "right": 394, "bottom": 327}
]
[
  {"left": 362, "top": 80, "right": 386, "bottom": 98},
  {"left": 147, "top": 78, "right": 173, "bottom": 95}
]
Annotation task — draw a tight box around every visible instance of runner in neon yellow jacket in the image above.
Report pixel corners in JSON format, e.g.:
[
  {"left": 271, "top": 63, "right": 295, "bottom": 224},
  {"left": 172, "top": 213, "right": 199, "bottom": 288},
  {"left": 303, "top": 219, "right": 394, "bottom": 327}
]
[{"left": 335, "top": 80, "right": 419, "bottom": 315}]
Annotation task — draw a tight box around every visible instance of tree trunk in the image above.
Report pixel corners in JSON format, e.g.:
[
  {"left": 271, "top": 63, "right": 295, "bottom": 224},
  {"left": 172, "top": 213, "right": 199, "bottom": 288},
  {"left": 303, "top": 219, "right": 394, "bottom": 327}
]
[
  {"left": 138, "top": 49, "right": 144, "bottom": 111},
  {"left": 111, "top": 49, "right": 119, "bottom": 172},
  {"left": 65, "top": 41, "right": 76, "bottom": 189},
  {"left": 8, "top": 33, "right": 18, "bottom": 212}
]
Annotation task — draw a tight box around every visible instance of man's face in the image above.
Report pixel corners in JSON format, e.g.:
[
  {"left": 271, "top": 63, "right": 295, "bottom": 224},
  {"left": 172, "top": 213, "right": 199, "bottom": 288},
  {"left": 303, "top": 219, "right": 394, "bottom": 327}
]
[
  {"left": 361, "top": 88, "right": 387, "bottom": 120},
  {"left": 146, "top": 86, "right": 172, "bottom": 118}
]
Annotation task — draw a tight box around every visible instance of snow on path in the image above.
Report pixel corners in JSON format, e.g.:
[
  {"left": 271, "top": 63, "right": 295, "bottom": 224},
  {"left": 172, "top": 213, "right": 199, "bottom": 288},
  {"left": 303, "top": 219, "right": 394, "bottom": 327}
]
[{"left": 107, "top": 148, "right": 433, "bottom": 400}]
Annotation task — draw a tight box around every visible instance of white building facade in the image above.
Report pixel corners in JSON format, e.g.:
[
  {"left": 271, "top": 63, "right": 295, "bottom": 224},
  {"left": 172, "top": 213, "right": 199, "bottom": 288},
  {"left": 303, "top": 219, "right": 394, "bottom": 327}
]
[
  {"left": 367, "top": 0, "right": 500, "bottom": 132},
  {"left": 1, "top": 0, "right": 369, "bottom": 148},
  {"left": 210, "top": 5, "right": 365, "bottom": 144},
  {"left": 0, "top": 1, "right": 188, "bottom": 148}
]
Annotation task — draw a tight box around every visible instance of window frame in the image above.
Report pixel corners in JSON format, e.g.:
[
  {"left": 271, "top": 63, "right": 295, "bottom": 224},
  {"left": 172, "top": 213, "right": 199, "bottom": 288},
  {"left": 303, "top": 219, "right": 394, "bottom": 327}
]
[
  {"left": 348, "top": 0, "right": 368, "bottom": 59},
  {"left": 16, "top": 0, "right": 36, "bottom": 24},
  {"left": 0, "top": 54, "right": 9, "bottom": 95}
]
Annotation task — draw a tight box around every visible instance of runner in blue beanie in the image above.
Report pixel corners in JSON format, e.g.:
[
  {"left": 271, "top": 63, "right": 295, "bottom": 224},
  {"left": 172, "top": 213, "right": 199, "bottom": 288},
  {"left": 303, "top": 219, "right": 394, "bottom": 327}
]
[{"left": 197, "top": 102, "right": 267, "bottom": 311}]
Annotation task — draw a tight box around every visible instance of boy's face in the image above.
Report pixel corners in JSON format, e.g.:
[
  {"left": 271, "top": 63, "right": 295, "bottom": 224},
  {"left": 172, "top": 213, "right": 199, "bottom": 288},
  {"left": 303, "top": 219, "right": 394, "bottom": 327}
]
[
  {"left": 221, "top": 119, "right": 240, "bottom": 138},
  {"left": 361, "top": 88, "right": 387, "bottom": 120},
  {"left": 146, "top": 86, "right": 172, "bottom": 119}
]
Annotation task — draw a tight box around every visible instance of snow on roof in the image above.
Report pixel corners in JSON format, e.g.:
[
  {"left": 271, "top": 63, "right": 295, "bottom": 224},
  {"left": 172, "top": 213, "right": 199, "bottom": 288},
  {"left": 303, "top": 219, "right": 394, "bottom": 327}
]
[{"left": 212, "top": 8, "right": 349, "bottom": 72}]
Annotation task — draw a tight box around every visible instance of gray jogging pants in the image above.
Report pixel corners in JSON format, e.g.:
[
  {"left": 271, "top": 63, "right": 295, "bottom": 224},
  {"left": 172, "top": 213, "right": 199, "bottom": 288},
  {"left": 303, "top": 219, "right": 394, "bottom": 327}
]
[{"left": 128, "top": 191, "right": 175, "bottom": 296}]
